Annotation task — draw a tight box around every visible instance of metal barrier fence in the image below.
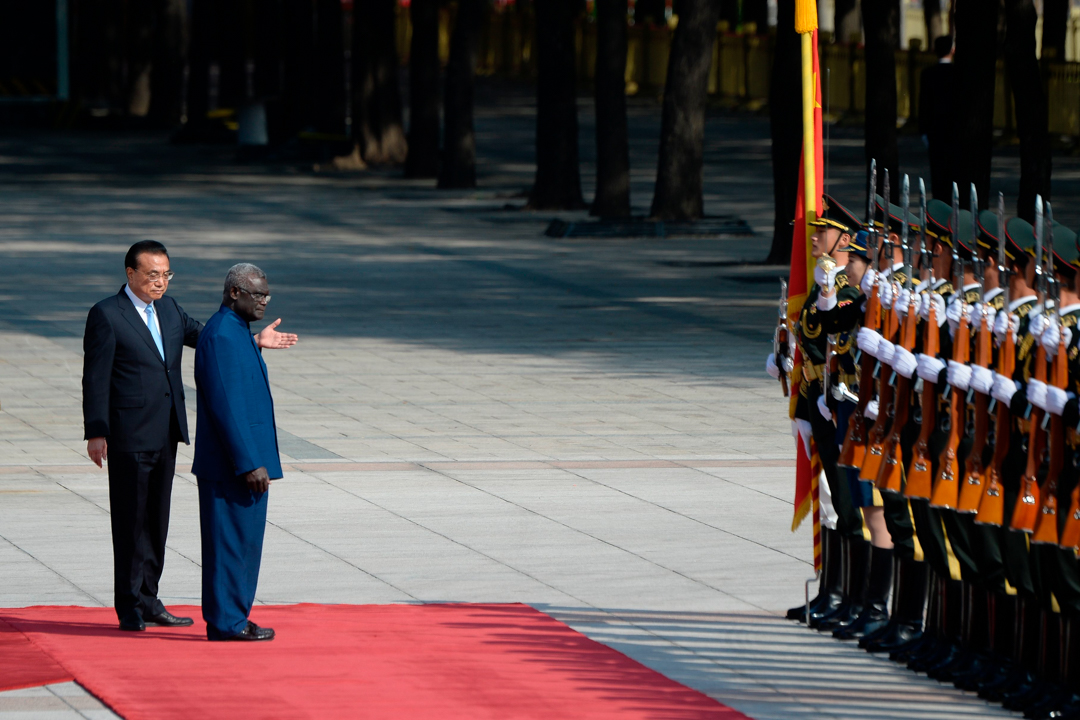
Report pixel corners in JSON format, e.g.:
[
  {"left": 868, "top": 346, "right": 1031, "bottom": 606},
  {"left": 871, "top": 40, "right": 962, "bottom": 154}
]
[{"left": 395, "top": 6, "right": 1080, "bottom": 139}]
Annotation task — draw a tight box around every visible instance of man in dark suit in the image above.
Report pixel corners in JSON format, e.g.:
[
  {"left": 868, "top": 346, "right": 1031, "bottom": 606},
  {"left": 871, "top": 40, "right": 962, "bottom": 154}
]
[
  {"left": 919, "top": 35, "right": 956, "bottom": 202},
  {"left": 82, "top": 242, "right": 297, "bottom": 632},
  {"left": 193, "top": 263, "right": 283, "bottom": 641}
]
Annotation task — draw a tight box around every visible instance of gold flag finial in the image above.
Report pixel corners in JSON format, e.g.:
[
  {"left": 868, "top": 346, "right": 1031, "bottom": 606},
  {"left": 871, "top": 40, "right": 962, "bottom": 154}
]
[{"left": 795, "top": 0, "right": 818, "bottom": 33}]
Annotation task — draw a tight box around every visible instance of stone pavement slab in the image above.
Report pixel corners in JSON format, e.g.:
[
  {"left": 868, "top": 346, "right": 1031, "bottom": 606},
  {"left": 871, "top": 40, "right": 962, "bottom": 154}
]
[{"left": 0, "top": 116, "right": 1022, "bottom": 718}]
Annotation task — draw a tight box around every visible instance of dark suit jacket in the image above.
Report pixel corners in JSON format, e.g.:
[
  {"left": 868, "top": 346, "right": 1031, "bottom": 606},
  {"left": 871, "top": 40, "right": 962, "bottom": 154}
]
[
  {"left": 918, "top": 62, "right": 955, "bottom": 142},
  {"left": 192, "top": 306, "right": 282, "bottom": 482},
  {"left": 82, "top": 287, "right": 203, "bottom": 452}
]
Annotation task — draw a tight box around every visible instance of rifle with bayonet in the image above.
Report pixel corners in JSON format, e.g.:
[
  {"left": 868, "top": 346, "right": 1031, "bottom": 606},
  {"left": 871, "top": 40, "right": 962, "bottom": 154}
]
[
  {"left": 774, "top": 279, "right": 790, "bottom": 397},
  {"left": 976, "top": 192, "right": 1012, "bottom": 526},
  {"left": 839, "top": 159, "right": 880, "bottom": 469},
  {"left": 861, "top": 170, "right": 896, "bottom": 483},
  {"left": 930, "top": 183, "right": 970, "bottom": 509},
  {"left": 907, "top": 179, "right": 940, "bottom": 499},
  {"left": 877, "top": 175, "right": 917, "bottom": 494},
  {"left": 1011, "top": 195, "right": 1048, "bottom": 533},
  {"left": 960, "top": 185, "right": 992, "bottom": 513},
  {"left": 1033, "top": 202, "right": 1066, "bottom": 544}
]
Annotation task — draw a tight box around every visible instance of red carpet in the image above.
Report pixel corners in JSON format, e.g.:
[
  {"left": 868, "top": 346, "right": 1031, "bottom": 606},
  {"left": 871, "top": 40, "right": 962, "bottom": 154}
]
[
  {"left": 0, "top": 616, "right": 74, "bottom": 691},
  {"left": 0, "top": 604, "right": 748, "bottom": 720}
]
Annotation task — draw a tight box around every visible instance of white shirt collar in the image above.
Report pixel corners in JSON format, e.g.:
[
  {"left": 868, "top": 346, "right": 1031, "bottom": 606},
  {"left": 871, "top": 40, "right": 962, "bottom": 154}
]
[
  {"left": 962, "top": 282, "right": 981, "bottom": 292},
  {"left": 124, "top": 284, "right": 153, "bottom": 313},
  {"left": 1059, "top": 303, "right": 1080, "bottom": 317},
  {"left": 931, "top": 277, "right": 949, "bottom": 290},
  {"left": 984, "top": 287, "right": 1004, "bottom": 303}
]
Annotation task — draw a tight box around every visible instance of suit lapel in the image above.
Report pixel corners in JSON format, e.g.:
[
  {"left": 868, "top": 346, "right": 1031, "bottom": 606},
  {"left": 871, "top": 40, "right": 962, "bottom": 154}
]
[{"left": 117, "top": 290, "right": 166, "bottom": 366}]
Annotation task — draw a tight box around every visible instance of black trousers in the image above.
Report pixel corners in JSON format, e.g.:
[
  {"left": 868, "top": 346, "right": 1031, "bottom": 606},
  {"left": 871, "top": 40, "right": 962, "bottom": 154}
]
[{"left": 108, "top": 442, "right": 177, "bottom": 621}]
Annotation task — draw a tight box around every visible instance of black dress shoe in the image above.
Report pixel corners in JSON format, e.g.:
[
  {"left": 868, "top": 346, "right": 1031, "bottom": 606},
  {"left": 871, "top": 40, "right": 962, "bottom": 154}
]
[
  {"left": 145, "top": 610, "right": 194, "bottom": 627},
  {"left": 217, "top": 621, "right": 274, "bottom": 642},
  {"left": 119, "top": 615, "right": 145, "bottom": 632}
]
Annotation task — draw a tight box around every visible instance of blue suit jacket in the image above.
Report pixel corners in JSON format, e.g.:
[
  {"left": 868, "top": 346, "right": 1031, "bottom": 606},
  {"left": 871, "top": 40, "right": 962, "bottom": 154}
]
[{"left": 192, "top": 306, "right": 282, "bottom": 482}]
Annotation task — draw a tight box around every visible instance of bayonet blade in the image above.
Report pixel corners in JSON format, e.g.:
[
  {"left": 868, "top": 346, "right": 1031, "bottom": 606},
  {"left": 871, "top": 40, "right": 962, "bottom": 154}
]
[
  {"left": 1047, "top": 201, "right": 1057, "bottom": 308},
  {"left": 952, "top": 182, "right": 962, "bottom": 293},
  {"left": 883, "top": 169, "right": 891, "bottom": 271},
  {"left": 971, "top": 183, "right": 983, "bottom": 298},
  {"left": 920, "top": 178, "right": 932, "bottom": 285},
  {"left": 997, "top": 192, "right": 1008, "bottom": 308},
  {"left": 868, "top": 159, "right": 878, "bottom": 272},
  {"left": 901, "top": 174, "right": 912, "bottom": 290},
  {"left": 1034, "top": 194, "right": 1044, "bottom": 303}
]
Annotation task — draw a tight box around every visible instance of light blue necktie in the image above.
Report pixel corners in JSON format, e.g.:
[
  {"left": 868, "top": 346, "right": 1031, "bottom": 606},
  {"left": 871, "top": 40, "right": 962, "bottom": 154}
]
[{"left": 145, "top": 304, "right": 165, "bottom": 361}]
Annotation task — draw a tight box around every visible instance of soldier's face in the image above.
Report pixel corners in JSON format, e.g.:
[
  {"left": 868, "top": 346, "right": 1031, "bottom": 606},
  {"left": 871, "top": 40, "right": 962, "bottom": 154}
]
[{"left": 811, "top": 227, "right": 840, "bottom": 258}]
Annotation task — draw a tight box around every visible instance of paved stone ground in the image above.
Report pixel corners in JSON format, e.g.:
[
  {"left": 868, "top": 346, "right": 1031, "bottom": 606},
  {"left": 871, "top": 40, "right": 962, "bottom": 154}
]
[{"left": 0, "top": 86, "right": 1053, "bottom": 718}]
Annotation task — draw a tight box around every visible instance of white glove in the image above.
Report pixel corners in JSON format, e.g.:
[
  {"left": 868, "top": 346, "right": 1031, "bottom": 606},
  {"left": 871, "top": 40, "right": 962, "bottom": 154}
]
[
  {"left": 920, "top": 292, "right": 946, "bottom": 326},
  {"left": 816, "top": 394, "right": 833, "bottom": 422},
  {"left": 817, "top": 290, "right": 838, "bottom": 311},
  {"left": 1041, "top": 322, "right": 1072, "bottom": 357},
  {"left": 970, "top": 303, "right": 996, "bottom": 332},
  {"left": 895, "top": 288, "right": 913, "bottom": 318},
  {"left": 946, "top": 299, "right": 966, "bottom": 335},
  {"left": 1029, "top": 312, "right": 1047, "bottom": 340},
  {"left": 858, "top": 327, "right": 882, "bottom": 359},
  {"left": 1028, "top": 378, "right": 1049, "bottom": 411},
  {"left": 814, "top": 263, "right": 841, "bottom": 291},
  {"left": 970, "top": 366, "right": 994, "bottom": 394},
  {"left": 878, "top": 340, "right": 896, "bottom": 366},
  {"left": 994, "top": 311, "right": 1019, "bottom": 344},
  {"left": 865, "top": 399, "right": 879, "bottom": 420},
  {"left": 781, "top": 352, "right": 794, "bottom": 373},
  {"left": 1046, "top": 387, "right": 1069, "bottom": 416},
  {"left": 947, "top": 360, "right": 972, "bottom": 391},
  {"left": 893, "top": 346, "right": 918, "bottom": 378},
  {"left": 766, "top": 353, "right": 780, "bottom": 379},
  {"left": 992, "top": 372, "right": 1019, "bottom": 405},
  {"left": 917, "top": 354, "right": 946, "bottom": 383},
  {"left": 879, "top": 281, "right": 895, "bottom": 310},
  {"left": 861, "top": 269, "right": 877, "bottom": 296}
]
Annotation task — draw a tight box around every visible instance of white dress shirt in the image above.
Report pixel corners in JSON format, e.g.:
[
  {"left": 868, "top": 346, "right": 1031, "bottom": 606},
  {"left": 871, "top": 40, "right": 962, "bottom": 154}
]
[{"left": 124, "top": 284, "right": 163, "bottom": 337}]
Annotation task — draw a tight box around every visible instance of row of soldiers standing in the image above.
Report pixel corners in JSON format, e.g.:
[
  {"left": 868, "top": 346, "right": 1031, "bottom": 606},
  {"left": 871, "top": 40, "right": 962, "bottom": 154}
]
[{"left": 767, "top": 164, "right": 1080, "bottom": 719}]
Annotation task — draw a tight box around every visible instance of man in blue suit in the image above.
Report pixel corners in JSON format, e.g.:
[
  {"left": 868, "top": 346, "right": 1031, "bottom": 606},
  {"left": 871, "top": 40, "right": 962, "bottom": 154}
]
[{"left": 193, "top": 263, "right": 285, "bottom": 641}]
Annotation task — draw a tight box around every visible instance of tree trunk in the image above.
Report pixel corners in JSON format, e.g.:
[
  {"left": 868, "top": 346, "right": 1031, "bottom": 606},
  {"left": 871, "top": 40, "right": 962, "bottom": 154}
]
[
  {"left": 767, "top": 0, "right": 802, "bottom": 265},
  {"left": 649, "top": 0, "right": 722, "bottom": 221},
  {"left": 1041, "top": 0, "right": 1068, "bottom": 61},
  {"left": 353, "top": 0, "right": 408, "bottom": 164},
  {"left": 527, "top": 0, "right": 585, "bottom": 210},
  {"left": 147, "top": 0, "right": 188, "bottom": 126},
  {"left": 923, "top": 0, "right": 945, "bottom": 46},
  {"left": 952, "top": 0, "right": 998, "bottom": 210},
  {"left": 406, "top": 0, "right": 441, "bottom": 178},
  {"left": 1004, "top": 0, "right": 1049, "bottom": 221},
  {"left": 438, "top": 0, "right": 483, "bottom": 188},
  {"left": 835, "top": 0, "right": 861, "bottom": 44},
  {"left": 861, "top": 0, "right": 899, "bottom": 200},
  {"left": 591, "top": 0, "right": 631, "bottom": 218}
]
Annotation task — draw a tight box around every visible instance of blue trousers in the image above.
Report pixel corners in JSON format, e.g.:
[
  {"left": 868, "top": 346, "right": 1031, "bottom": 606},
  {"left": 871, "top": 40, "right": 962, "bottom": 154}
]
[{"left": 197, "top": 476, "right": 267, "bottom": 639}]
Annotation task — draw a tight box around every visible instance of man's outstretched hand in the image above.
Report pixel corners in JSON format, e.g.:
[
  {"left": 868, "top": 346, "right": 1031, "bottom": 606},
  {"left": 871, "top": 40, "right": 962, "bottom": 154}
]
[
  {"left": 87, "top": 437, "right": 108, "bottom": 468},
  {"left": 256, "top": 319, "right": 298, "bottom": 350},
  {"left": 245, "top": 467, "right": 270, "bottom": 493}
]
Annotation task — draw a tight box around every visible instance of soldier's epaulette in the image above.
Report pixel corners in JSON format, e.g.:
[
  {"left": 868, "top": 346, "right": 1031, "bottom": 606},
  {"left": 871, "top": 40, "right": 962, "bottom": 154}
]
[
  {"left": 1016, "top": 301, "right": 1035, "bottom": 317},
  {"left": 893, "top": 271, "right": 908, "bottom": 286},
  {"left": 990, "top": 294, "right": 1005, "bottom": 310},
  {"left": 964, "top": 289, "right": 981, "bottom": 304},
  {"left": 1071, "top": 345, "right": 1079, "bottom": 362},
  {"left": 1019, "top": 332, "right": 1037, "bottom": 361},
  {"left": 936, "top": 282, "right": 953, "bottom": 296},
  {"left": 1064, "top": 312, "right": 1080, "bottom": 329}
]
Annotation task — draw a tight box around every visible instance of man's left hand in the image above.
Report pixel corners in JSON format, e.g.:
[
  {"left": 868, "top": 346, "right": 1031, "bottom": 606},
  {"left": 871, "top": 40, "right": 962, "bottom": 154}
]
[{"left": 256, "top": 319, "right": 298, "bottom": 350}]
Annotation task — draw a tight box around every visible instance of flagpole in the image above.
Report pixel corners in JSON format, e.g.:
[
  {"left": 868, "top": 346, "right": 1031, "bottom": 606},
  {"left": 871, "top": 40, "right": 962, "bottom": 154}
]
[{"left": 796, "top": 1, "right": 818, "bottom": 294}]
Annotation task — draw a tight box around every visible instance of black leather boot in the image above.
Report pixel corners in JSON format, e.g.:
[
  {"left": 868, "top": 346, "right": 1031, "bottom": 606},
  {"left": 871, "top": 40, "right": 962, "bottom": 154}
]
[
  {"left": 835, "top": 545, "right": 892, "bottom": 640},
  {"left": 817, "top": 536, "right": 871, "bottom": 631},
  {"left": 788, "top": 527, "right": 841, "bottom": 623},
  {"left": 864, "top": 557, "right": 929, "bottom": 653}
]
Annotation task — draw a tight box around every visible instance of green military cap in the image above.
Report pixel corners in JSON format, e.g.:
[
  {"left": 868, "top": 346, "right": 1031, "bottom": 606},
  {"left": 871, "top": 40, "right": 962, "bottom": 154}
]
[
  {"left": 874, "top": 194, "right": 920, "bottom": 234},
  {"left": 808, "top": 194, "right": 862, "bottom": 234},
  {"left": 978, "top": 209, "right": 1025, "bottom": 260},
  {"left": 927, "top": 199, "right": 974, "bottom": 257},
  {"left": 1013, "top": 218, "right": 1080, "bottom": 272}
]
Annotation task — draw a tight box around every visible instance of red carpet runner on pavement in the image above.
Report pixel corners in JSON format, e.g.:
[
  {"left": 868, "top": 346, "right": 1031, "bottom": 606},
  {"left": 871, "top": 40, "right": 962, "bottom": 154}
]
[
  {"left": 0, "top": 616, "right": 74, "bottom": 691},
  {"left": 0, "top": 603, "right": 748, "bottom": 720}
]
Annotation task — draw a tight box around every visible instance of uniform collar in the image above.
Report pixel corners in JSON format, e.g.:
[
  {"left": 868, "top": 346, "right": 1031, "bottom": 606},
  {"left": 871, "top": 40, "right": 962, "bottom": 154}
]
[
  {"left": 1009, "top": 295, "right": 1037, "bottom": 312},
  {"left": 1059, "top": 303, "right": 1080, "bottom": 317},
  {"left": 984, "top": 287, "right": 1004, "bottom": 303}
]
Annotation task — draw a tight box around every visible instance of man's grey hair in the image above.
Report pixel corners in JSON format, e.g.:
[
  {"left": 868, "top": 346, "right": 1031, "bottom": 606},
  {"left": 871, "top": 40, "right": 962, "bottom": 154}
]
[{"left": 224, "top": 263, "right": 266, "bottom": 294}]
